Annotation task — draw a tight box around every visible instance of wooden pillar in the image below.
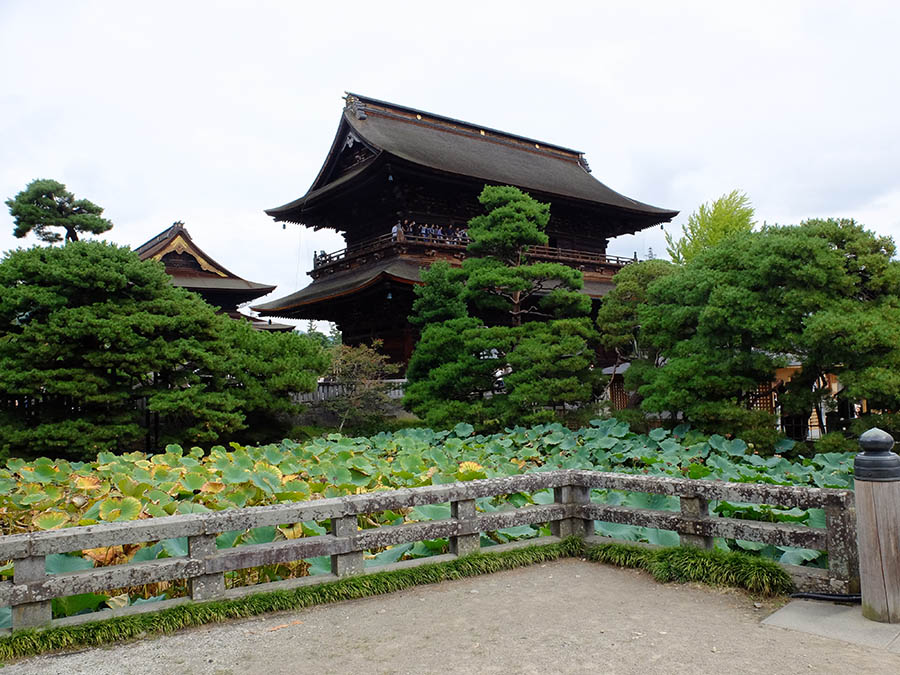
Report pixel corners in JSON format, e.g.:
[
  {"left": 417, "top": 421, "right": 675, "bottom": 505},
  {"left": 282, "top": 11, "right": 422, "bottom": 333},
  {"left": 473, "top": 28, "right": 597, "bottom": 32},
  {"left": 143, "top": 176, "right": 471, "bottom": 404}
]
[{"left": 854, "top": 428, "right": 900, "bottom": 623}]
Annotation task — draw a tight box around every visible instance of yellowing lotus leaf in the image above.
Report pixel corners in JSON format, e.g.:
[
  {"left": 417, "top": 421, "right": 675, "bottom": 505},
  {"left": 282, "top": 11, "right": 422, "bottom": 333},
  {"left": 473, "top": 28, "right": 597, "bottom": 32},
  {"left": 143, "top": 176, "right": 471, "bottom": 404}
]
[
  {"left": 200, "top": 481, "right": 225, "bottom": 494},
  {"left": 32, "top": 511, "right": 68, "bottom": 530},
  {"left": 98, "top": 497, "right": 142, "bottom": 522},
  {"left": 278, "top": 523, "right": 304, "bottom": 540},
  {"left": 74, "top": 475, "right": 101, "bottom": 491},
  {"left": 83, "top": 546, "right": 125, "bottom": 565}
]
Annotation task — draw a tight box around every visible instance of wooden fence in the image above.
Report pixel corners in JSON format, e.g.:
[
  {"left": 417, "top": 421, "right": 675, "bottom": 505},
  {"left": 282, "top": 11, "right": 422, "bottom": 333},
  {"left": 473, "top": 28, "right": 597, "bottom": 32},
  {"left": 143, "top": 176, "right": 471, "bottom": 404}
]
[
  {"left": 0, "top": 470, "right": 857, "bottom": 633},
  {"left": 294, "top": 379, "right": 407, "bottom": 404}
]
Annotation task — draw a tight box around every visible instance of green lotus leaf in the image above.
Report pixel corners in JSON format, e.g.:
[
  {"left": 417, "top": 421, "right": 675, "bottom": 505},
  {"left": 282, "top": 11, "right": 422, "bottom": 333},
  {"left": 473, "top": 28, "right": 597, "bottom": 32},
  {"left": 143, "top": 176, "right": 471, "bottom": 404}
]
[
  {"left": 222, "top": 465, "right": 251, "bottom": 484},
  {"left": 180, "top": 471, "right": 207, "bottom": 492},
  {"left": 249, "top": 464, "right": 282, "bottom": 493}
]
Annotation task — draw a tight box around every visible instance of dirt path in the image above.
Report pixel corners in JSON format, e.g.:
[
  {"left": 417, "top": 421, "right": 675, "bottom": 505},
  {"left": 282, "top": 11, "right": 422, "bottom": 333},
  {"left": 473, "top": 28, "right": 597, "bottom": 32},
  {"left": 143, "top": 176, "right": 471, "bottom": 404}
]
[{"left": 5, "top": 559, "right": 899, "bottom": 674}]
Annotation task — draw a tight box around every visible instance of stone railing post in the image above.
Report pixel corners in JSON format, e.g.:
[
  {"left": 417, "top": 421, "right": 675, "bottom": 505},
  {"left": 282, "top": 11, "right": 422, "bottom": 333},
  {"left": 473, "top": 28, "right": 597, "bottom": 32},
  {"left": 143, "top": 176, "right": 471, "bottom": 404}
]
[
  {"left": 450, "top": 499, "right": 480, "bottom": 556},
  {"left": 551, "top": 485, "right": 592, "bottom": 538},
  {"left": 12, "top": 554, "right": 52, "bottom": 629},
  {"left": 679, "top": 495, "right": 712, "bottom": 549},
  {"left": 189, "top": 534, "right": 225, "bottom": 601},
  {"left": 824, "top": 501, "right": 860, "bottom": 594},
  {"left": 854, "top": 427, "right": 900, "bottom": 622},
  {"left": 331, "top": 515, "right": 364, "bottom": 577}
]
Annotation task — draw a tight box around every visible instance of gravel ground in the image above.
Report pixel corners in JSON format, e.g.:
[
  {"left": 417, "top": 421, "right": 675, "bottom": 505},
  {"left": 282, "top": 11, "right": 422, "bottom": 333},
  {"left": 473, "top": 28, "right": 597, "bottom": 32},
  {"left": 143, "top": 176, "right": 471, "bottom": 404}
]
[{"left": 5, "top": 559, "right": 899, "bottom": 674}]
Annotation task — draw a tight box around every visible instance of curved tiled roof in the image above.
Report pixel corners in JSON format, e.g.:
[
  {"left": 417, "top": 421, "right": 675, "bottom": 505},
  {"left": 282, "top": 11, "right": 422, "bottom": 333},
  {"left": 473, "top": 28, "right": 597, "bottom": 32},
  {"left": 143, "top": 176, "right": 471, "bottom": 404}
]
[{"left": 266, "top": 94, "right": 677, "bottom": 223}]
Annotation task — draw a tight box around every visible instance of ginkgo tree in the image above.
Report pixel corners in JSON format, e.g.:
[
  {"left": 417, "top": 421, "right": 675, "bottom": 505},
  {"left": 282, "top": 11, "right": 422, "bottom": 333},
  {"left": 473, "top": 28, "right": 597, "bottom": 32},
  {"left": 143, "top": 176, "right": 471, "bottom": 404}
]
[{"left": 665, "top": 190, "right": 755, "bottom": 264}]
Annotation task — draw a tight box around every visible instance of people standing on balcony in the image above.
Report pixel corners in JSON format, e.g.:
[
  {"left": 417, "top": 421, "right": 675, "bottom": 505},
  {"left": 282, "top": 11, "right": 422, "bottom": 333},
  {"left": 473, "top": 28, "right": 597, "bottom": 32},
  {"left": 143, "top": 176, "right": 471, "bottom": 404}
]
[{"left": 392, "top": 219, "right": 407, "bottom": 241}]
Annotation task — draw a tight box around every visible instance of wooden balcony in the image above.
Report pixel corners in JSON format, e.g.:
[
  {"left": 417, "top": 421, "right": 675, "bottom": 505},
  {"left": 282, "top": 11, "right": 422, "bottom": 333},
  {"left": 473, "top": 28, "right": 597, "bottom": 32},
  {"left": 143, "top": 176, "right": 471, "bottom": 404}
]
[{"left": 309, "top": 232, "right": 636, "bottom": 280}]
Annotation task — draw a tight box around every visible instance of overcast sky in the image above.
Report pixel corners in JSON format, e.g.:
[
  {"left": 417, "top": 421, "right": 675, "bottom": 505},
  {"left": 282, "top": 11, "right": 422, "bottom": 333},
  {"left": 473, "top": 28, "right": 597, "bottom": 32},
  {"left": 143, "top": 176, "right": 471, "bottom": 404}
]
[{"left": 2, "top": 1, "right": 899, "bottom": 323}]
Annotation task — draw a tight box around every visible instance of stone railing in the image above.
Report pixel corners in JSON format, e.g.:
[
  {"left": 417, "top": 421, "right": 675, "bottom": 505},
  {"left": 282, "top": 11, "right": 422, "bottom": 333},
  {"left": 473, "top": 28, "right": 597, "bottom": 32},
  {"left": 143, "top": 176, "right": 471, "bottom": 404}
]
[{"left": 0, "top": 470, "right": 856, "bottom": 633}]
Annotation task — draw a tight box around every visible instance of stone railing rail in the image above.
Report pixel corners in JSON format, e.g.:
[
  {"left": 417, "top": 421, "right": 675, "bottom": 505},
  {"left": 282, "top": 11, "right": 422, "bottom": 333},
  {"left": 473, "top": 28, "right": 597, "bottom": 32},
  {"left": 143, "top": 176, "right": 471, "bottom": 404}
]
[{"left": 0, "top": 469, "right": 857, "bottom": 633}]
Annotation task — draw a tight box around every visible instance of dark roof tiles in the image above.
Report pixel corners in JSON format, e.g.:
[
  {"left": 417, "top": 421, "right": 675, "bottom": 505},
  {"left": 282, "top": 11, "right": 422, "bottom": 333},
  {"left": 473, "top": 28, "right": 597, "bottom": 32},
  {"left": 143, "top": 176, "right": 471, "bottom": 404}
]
[{"left": 266, "top": 94, "right": 677, "bottom": 223}]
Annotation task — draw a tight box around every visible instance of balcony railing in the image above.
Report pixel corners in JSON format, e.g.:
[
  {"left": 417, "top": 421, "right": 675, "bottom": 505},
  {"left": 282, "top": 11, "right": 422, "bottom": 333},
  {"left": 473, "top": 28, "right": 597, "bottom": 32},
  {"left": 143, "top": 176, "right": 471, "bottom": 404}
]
[{"left": 311, "top": 232, "right": 636, "bottom": 274}]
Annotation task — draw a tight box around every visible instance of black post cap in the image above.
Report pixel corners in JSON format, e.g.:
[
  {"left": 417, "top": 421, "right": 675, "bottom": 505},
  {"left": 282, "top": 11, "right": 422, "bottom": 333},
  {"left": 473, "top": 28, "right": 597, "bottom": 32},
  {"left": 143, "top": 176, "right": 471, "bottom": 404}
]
[{"left": 855, "top": 427, "right": 900, "bottom": 482}]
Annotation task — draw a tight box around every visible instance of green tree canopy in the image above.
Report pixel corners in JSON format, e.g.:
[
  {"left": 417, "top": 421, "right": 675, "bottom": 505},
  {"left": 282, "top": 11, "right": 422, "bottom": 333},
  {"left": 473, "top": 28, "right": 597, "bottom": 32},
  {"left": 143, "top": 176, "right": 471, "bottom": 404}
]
[
  {"left": 6, "top": 178, "right": 113, "bottom": 243},
  {"left": 665, "top": 190, "right": 755, "bottom": 264},
  {"left": 638, "top": 218, "right": 900, "bottom": 433},
  {"left": 595, "top": 259, "right": 677, "bottom": 404},
  {"left": 319, "top": 340, "right": 400, "bottom": 432},
  {"left": 0, "top": 241, "right": 327, "bottom": 459},
  {"left": 409, "top": 261, "right": 469, "bottom": 327},
  {"left": 405, "top": 185, "right": 601, "bottom": 431}
]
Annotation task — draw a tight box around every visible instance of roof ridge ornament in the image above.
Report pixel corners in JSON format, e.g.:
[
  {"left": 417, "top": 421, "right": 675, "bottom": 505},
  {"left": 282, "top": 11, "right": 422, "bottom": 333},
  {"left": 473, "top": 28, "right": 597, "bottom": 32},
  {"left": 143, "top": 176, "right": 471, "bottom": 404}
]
[
  {"left": 578, "top": 156, "right": 592, "bottom": 174},
  {"left": 345, "top": 94, "right": 367, "bottom": 120}
]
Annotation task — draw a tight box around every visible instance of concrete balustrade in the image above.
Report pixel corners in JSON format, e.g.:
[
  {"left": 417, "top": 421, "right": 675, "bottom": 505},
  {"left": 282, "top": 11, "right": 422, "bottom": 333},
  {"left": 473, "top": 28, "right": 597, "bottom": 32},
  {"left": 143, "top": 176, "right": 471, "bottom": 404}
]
[{"left": 0, "top": 469, "right": 860, "bottom": 633}]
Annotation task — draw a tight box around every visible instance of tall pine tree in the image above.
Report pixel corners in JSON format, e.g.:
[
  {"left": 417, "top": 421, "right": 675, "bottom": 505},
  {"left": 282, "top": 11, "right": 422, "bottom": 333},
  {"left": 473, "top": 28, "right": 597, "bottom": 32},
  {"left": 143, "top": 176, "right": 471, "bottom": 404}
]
[{"left": 405, "top": 186, "right": 601, "bottom": 431}]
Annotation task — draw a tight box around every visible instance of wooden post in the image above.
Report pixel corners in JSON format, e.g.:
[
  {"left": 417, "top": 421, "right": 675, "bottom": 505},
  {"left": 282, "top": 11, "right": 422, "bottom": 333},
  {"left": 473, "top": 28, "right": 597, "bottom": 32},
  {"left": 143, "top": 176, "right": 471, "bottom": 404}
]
[
  {"left": 551, "top": 485, "right": 592, "bottom": 538},
  {"left": 331, "top": 515, "right": 364, "bottom": 577},
  {"left": 12, "top": 555, "right": 52, "bottom": 629},
  {"left": 679, "top": 495, "right": 712, "bottom": 549},
  {"left": 854, "top": 428, "right": 900, "bottom": 623},
  {"left": 450, "top": 499, "right": 479, "bottom": 556},
  {"left": 189, "top": 534, "right": 225, "bottom": 601}
]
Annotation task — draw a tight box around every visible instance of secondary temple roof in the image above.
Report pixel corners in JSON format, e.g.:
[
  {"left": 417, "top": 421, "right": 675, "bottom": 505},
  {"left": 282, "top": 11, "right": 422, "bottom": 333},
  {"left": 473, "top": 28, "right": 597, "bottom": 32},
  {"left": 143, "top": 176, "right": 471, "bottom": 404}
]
[
  {"left": 266, "top": 93, "right": 677, "bottom": 227},
  {"left": 135, "top": 222, "right": 292, "bottom": 331},
  {"left": 135, "top": 222, "right": 276, "bottom": 301}
]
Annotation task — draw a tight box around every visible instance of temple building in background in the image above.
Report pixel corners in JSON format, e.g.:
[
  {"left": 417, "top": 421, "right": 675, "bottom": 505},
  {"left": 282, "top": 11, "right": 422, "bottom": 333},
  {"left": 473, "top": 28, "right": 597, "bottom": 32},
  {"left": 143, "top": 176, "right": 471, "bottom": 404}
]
[
  {"left": 254, "top": 93, "right": 677, "bottom": 362},
  {"left": 135, "top": 222, "right": 292, "bottom": 331}
]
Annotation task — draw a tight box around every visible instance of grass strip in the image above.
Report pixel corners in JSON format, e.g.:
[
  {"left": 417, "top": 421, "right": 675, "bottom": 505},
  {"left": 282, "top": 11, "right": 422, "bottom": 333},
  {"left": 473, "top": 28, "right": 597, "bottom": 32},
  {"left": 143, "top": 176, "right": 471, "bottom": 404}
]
[
  {"left": 0, "top": 536, "right": 793, "bottom": 662},
  {"left": 583, "top": 541, "right": 794, "bottom": 597}
]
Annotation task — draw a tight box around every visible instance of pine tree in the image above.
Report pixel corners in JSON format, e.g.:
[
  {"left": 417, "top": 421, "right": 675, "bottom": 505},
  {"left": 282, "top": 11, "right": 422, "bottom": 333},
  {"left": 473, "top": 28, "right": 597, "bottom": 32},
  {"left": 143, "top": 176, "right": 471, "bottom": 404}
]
[
  {"left": 405, "top": 186, "right": 601, "bottom": 431},
  {"left": 6, "top": 178, "right": 113, "bottom": 243}
]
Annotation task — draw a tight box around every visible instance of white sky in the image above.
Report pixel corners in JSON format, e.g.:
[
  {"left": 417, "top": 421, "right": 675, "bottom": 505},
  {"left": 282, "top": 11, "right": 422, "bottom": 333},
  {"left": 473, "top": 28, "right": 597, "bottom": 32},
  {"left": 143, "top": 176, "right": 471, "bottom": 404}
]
[{"left": 2, "top": 1, "right": 899, "bottom": 320}]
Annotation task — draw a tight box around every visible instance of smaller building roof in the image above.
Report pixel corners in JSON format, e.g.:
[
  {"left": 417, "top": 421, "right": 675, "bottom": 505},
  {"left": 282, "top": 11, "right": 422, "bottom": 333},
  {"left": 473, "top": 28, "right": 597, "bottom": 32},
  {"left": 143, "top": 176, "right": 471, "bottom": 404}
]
[{"left": 136, "top": 222, "right": 276, "bottom": 308}]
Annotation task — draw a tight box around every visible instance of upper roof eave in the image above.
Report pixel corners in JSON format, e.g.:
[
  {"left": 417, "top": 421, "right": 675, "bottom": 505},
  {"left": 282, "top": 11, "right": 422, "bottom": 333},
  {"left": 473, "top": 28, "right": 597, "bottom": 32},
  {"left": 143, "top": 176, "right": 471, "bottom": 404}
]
[
  {"left": 264, "top": 156, "right": 381, "bottom": 221},
  {"left": 265, "top": 93, "right": 678, "bottom": 227}
]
